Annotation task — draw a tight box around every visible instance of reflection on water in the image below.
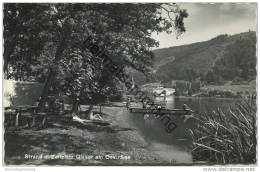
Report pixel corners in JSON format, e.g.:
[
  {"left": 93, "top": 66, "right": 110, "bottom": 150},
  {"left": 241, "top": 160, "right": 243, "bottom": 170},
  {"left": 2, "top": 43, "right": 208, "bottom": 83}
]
[{"left": 129, "top": 96, "right": 240, "bottom": 164}]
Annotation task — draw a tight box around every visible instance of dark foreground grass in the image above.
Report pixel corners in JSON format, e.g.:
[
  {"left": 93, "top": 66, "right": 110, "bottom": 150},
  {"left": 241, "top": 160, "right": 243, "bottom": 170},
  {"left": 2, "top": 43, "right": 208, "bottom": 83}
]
[
  {"left": 190, "top": 100, "right": 256, "bottom": 164},
  {"left": 4, "top": 107, "right": 165, "bottom": 165}
]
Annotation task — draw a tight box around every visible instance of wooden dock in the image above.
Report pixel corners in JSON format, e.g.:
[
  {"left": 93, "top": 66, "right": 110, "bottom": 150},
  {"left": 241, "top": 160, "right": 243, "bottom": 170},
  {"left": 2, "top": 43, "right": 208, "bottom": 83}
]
[{"left": 129, "top": 108, "right": 193, "bottom": 116}]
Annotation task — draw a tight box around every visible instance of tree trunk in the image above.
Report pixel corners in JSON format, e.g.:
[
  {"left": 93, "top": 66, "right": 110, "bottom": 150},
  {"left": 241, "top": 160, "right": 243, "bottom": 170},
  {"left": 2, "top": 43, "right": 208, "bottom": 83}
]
[
  {"left": 86, "top": 105, "right": 94, "bottom": 120},
  {"left": 38, "top": 69, "right": 55, "bottom": 111},
  {"left": 39, "top": 21, "right": 72, "bottom": 111},
  {"left": 72, "top": 96, "right": 80, "bottom": 114}
]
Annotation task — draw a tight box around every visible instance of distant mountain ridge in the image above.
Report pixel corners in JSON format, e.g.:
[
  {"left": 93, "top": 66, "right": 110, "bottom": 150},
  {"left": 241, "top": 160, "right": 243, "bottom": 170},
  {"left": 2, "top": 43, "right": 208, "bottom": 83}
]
[
  {"left": 130, "top": 31, "right": 256, "bottom": 84},
  {"left": 153, "top": 31, "right": 256, "bottom": 83}
]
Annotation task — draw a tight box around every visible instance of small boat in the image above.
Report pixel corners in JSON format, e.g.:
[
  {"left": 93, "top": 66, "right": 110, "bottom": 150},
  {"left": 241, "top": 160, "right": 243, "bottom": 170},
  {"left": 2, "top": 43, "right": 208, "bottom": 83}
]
[
  {"left": 90, "top": 119, "right": 110, "bottom": 126},
  {"left": 72, "top": 115, "right": 110, "bottom": 126}
]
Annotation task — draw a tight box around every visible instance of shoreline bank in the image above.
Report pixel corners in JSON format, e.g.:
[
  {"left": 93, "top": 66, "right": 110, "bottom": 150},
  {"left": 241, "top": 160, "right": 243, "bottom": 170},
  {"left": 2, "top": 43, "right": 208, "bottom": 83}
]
[{"left": 4, "top": 106, "right": 192, "bottom": 165}]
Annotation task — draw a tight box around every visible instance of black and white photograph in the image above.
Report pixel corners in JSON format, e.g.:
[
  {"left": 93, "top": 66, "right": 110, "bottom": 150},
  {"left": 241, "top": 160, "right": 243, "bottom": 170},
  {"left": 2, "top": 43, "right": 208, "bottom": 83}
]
[{"left": 2, "top": 1, "right": 258, "bottom": 168}]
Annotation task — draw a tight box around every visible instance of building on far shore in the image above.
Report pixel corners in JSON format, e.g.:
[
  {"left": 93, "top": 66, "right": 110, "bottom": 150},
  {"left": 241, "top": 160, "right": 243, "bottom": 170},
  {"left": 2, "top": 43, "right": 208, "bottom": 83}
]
[{"left": 171, "top": 80, "right": 201, "bottom": 95}]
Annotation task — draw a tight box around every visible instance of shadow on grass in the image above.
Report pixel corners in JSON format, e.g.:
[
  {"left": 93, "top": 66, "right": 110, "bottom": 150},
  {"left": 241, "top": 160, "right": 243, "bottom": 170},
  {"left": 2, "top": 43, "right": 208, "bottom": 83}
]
[
  {"left": 4, "top": 129, "right": 96, "bottom": 165},
  {"left": 4, "top": 114, "right": 135, "bottom": 165}
]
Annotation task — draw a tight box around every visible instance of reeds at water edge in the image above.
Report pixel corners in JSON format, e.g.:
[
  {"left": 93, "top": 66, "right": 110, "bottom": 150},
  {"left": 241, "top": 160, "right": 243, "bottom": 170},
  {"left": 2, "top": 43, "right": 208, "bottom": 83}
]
[{"left": 190, "top": 99, "right": 256, "bottom": 164}]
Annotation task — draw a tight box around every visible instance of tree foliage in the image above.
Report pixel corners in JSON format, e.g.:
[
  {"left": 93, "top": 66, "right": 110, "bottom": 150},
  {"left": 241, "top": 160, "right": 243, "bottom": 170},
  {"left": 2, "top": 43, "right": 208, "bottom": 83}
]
[{"left": 3, "top": 3, "right": 188, "bottom": 110}]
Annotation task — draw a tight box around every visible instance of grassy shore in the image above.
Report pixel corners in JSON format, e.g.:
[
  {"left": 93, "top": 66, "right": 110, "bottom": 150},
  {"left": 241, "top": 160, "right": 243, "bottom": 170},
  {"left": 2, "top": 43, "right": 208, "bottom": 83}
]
[{"left": 4, "top": 106, "right": 177, "bottom": 165}]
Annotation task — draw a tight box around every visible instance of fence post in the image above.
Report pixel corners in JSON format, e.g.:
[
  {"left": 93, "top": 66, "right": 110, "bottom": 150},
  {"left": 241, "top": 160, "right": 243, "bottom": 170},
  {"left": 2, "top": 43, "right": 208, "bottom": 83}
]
[{"left": 15, "top": 111, "right": 20, "bottom": 126}]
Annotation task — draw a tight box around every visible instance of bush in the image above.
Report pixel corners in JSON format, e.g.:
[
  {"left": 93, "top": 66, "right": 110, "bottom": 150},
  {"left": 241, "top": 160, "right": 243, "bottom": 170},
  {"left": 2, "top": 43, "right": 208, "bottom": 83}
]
[{"left": 190, "top": 100, "right": 256, "bottom": 164}]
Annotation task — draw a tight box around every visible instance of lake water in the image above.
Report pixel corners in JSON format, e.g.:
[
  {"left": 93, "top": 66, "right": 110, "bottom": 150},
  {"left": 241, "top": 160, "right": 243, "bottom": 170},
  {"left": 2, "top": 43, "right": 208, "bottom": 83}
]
[
  {"left": 129, "top": 96, "right": 241, "bottom": 164},
  {"left": 165, "top": 96, "right": 241, "bottom": 114}
]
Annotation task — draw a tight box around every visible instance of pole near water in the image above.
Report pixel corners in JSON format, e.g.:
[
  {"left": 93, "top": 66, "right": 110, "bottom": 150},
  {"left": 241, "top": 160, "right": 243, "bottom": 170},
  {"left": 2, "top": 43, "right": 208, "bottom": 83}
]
[{"left": 15, "top": 112, "right": 20, "bottom": 126}]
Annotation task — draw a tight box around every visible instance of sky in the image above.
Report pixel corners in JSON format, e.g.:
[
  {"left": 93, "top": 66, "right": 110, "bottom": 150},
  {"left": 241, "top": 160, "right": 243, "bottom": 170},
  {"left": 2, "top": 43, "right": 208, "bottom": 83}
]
[{"left": 152, "top": 3, "right": 257, "bottom": 49}]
